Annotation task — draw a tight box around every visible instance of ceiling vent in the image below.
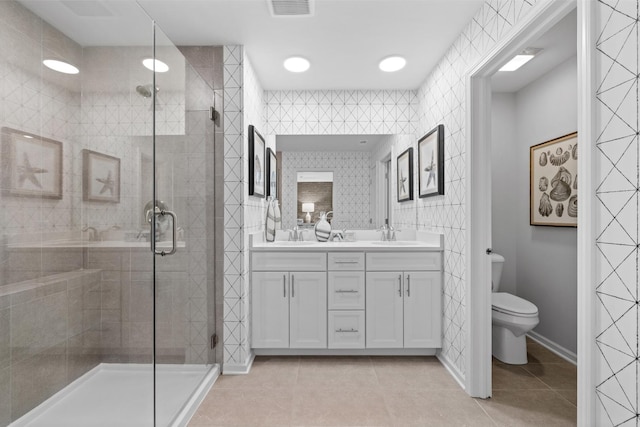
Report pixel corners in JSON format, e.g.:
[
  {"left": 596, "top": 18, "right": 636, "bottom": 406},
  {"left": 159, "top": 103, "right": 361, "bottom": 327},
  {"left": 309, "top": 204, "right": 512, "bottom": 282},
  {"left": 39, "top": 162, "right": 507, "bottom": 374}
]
[{"left": 268, "top": 0, "right": 314, "bottom": 17}]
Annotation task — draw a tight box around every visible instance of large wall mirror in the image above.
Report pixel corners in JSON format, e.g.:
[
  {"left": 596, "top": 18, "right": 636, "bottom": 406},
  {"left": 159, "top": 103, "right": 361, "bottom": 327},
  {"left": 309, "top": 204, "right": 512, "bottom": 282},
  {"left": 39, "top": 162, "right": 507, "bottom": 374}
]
[{"left": 276, "top": 134, "right": 395, "bottom": 231}]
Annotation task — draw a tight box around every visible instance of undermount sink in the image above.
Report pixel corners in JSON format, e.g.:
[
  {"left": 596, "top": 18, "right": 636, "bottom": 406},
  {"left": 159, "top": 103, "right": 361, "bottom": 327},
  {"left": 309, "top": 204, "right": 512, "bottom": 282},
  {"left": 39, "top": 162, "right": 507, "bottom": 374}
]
[{"left": 371, "top": 241, "right": 421, "bottom": 246}]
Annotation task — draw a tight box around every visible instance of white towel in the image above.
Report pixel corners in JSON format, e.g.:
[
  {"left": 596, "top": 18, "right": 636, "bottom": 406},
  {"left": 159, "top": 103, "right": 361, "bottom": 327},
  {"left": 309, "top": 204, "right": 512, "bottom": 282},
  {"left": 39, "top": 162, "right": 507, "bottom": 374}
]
[
  {"left": 273, "top": 198, "right": 282, "bottom": 230},
  {"left": 265, "top": 198, "right": 276, "bottom": 242}
]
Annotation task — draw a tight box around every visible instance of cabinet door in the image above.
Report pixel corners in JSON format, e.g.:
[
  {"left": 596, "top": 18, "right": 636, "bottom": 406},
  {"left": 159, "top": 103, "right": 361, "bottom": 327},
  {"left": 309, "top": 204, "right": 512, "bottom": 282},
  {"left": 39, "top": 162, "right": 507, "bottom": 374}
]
[
  {"left": 403, "top": 271, "right": 442, "bottom": 348},
  {"left": 289, "top": 272, "right": 327, "bottom": 348},
  {"left": 366, "top": 272, "right": 404, "bottom": 348},
  {"left": 252, "top": 272, "right": 289, "bottom": 348}
]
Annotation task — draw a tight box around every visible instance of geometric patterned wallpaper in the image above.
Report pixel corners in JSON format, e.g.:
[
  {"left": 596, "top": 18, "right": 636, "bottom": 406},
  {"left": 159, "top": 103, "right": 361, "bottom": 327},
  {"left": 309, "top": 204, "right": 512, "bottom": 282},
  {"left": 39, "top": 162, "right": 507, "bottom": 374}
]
[
  {"left": 222, "top": 46, "right": 270, "bottom": 369},
  {"left": 281, "top": 151, "right": 372, "bottom": 230},
  {"left": 413, "top": 0, "right": 540, "bottom": 380},
  {"left": 594, "top": 0, "right": 640, "bottom": 424}
]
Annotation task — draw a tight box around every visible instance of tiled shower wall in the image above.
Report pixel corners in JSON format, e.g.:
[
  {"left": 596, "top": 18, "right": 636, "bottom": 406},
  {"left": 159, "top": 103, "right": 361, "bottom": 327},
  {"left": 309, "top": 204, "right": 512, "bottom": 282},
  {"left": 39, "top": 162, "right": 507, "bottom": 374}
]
[
  {"left": 281, "top": 151, "right": 372, "bottom": 230},
  {"left": 594, "top": 0, "right": 640, "bottom": 424}
]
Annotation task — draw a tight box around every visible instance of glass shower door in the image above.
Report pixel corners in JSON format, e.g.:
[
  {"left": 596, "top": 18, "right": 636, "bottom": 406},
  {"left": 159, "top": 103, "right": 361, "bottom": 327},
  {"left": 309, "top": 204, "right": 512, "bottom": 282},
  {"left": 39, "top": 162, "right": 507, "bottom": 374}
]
[{"left": 151, "top": 24, "right": 215, "bottom": 426}]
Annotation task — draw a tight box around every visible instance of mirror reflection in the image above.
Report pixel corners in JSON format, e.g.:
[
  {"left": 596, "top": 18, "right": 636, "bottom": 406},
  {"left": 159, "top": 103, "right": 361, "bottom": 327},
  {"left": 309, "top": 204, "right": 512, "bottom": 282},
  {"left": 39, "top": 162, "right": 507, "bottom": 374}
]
[{"left": 297, "top": 171, "right": 333, "bottom": 226}]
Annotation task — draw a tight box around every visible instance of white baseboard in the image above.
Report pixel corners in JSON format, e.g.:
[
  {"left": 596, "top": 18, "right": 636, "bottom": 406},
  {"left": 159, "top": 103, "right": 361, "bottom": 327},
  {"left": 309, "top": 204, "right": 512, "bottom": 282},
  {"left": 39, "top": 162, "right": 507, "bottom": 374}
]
[
  {"left": 254, "top": 348, "right": 437, "bottom": 356},
  {"left": 222, "top": 351, "right": 256, "bottom": 375},
  {"left": 436, "top": 351, "right": 466, "bottom": 391},
  {"left": 527, "top": 331, "right": 577, "bottom": 365}
]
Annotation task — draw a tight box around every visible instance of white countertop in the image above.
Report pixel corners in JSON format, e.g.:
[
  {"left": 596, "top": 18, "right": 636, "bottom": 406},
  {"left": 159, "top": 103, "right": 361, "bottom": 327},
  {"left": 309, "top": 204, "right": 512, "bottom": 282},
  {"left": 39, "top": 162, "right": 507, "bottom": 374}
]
[{"left": 251, "top": 230, "right": 443, "bottom": 252}]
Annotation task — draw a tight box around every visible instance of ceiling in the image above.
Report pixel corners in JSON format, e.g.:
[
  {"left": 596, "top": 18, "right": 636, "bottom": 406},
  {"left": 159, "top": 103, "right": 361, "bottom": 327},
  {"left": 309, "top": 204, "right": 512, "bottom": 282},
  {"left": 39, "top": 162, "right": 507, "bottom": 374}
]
[
  {"left": 491, "top": 9, "right": 577, "bottom": 93},
  {"left": 21, "top": 0, "right": 485, "bottom": 91},
  {"left": 277, "top": 134, "right": 387, "bottom": 152}
]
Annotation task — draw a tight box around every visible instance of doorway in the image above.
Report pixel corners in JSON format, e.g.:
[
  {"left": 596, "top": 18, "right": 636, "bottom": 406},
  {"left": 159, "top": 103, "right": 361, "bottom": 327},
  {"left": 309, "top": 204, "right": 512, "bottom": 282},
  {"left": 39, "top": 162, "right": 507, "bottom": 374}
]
[{"left": 465, "top": 0, "right": 578, "bottom": 399}]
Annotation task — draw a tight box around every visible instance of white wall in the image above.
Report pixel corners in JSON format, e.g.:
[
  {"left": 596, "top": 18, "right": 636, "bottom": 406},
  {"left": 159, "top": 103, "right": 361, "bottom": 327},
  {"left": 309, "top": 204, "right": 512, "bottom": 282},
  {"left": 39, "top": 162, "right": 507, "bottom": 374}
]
[
  {"left": 490, "top": 93, "right": 518, "bottom": 295},
  {"left": 491, "top": 55, "right": 578, "bottom": 354}
]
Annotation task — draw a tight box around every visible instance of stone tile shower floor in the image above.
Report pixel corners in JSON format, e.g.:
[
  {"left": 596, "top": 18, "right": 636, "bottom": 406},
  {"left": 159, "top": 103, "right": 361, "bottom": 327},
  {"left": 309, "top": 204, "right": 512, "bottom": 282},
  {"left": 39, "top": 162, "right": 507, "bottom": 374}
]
[{"left": 190, "top": 339, "right": 576, "bottom": 426}]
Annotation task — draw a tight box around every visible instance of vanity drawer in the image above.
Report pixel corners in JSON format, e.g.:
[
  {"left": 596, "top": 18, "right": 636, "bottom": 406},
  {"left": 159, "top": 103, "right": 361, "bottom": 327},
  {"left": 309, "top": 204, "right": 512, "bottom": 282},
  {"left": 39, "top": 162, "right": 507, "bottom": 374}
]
[
  {"left": 252, "top": 252, "right": 326, "bottom": 271},
  {"left": 366, "top": 252, "right": 441, "bottom": 271},
  {"left": 328, "top": 310, "right": 365, "bottom": 349},
  {"left": 328, "top": 271, "right": 365, "bottom": 309},
  {"left": 328, "top": 252, "right": 365, "bottom": 271}
]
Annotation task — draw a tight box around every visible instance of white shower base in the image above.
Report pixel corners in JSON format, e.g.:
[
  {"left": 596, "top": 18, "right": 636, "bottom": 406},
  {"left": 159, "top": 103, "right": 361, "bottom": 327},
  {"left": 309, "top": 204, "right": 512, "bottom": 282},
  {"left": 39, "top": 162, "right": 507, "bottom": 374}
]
[{"left": 10, "top": 363, "right": 219, "bottom": 427}]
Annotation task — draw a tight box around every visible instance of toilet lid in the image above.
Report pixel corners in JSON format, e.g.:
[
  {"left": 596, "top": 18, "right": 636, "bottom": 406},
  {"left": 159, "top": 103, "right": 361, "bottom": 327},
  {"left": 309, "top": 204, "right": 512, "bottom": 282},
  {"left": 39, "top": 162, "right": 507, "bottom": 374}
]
[{"left": 492, "top": 292, "right": 538, "bottom": 316}]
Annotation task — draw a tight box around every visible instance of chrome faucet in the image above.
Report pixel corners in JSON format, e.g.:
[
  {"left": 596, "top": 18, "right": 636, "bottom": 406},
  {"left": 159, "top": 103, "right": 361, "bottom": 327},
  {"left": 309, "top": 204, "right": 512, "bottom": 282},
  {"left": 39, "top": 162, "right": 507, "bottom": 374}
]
[
  {"left": 380, "top": 224, "right": 396, "bottom": 241},
  {"left": 288, "top": 226, "right": 304, "bottom": 242},
  {"left": 82, "top": 226, "right": 98, "bottom": 241},
  {"left": 330, "top": 230, "right": 345, "bottom": 242}
]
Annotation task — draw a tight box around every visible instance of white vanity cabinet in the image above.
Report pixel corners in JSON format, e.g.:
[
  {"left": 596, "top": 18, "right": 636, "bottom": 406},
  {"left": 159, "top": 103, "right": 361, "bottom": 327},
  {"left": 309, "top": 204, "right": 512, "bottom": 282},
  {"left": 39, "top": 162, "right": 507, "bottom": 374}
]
[
  {"left": 250, "top": 241, "right": 443, "bottom": 355},
  {"left": 366, "top": 252, "right": 442, "bottom": 349},
  {"left": 251, "top": 253, "right": 327, "bottom": 349}
]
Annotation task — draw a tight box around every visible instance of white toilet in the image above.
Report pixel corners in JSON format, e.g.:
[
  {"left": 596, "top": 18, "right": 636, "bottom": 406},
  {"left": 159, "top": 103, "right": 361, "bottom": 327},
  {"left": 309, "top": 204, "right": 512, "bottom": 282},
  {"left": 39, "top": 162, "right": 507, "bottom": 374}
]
[{"left": 491, "top": 253, "right": 539, "bottom": 364}]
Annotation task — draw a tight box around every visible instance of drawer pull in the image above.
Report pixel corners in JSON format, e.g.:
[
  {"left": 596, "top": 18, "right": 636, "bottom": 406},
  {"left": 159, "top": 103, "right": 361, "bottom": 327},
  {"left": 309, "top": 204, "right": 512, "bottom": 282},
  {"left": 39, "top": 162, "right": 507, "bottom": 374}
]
[
  {"left": 283, "top": 275, "right": 286, "bottom": 297},
  {"left": 292, "top": 275, "right": 295, "bottom": 298},
  {"left": 335, "top": 289, "right": 359, "bottom": 293},
  {"left": 334, "top": 261, "right": 359, "bottom": 264},
  {"left": 398, "top": 275, "right": 402, "bottom": 297},
  {"left": 406, "top": 274, "right": 411, "bottom": 297},
  {"left": 336, "top": 328, "right": 359, "bottom": 333}
]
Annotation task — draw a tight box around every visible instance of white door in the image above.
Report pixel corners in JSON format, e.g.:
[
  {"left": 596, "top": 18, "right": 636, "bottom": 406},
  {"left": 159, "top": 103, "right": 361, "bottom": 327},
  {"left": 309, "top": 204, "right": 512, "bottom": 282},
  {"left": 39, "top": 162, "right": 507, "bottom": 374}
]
[
  {"left": 366, "top": 272, "right": 404, "bottom": 348},
  {"left": 403, "top": 271, "right": 442, "bottom": 348},
  {"left": 251, "top": 272, "right": 289, "bottom": 348},
  {"left": 289, "top": 272, "right": 327, "bottom": 348}
]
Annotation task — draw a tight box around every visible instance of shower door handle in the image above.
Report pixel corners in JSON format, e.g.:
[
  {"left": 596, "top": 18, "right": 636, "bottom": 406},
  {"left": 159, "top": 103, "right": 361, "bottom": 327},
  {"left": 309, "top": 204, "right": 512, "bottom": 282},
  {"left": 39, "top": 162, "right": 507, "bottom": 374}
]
[{"left": 153, "top": 210, "right": 178, "bottom": 256}]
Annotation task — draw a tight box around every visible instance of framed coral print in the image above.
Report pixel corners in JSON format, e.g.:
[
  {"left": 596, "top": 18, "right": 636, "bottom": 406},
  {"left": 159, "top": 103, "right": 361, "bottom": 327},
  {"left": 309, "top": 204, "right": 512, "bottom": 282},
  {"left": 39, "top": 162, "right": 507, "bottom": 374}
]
[
  {"left": 530, "top": 132, "right": 577, "bottom": 227},
  {"left": 266, "top": 147, "right": 277, "bottom": 198},
  {"left": 248, "top": 125, "right": 265, "bottom": 198},
  {"left": 418, "top": 124, "right": 444, "bottom": 198},
  {"left": 83, "top": 149, "right": 120, "bottom": 203},
  {"left": 2, "top": 127, "right": 63, "bottom": 199},
  {"left": 397, "top": 147, "right": 414, "bottom": 202}
]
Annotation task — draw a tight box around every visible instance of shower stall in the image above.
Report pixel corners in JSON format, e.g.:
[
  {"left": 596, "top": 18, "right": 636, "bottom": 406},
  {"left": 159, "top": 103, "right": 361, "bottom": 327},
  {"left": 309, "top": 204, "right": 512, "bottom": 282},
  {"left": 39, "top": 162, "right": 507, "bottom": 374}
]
[{"left": 0, "top": 1, "right": 220, "bottom": 425}]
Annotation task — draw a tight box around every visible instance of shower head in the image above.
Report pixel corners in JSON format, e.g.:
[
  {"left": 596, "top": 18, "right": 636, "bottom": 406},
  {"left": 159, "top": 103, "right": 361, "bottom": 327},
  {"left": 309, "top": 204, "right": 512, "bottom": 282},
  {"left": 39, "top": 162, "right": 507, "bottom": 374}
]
[{"left": 135, "top": 84, "right": 159, "bottom": 98}]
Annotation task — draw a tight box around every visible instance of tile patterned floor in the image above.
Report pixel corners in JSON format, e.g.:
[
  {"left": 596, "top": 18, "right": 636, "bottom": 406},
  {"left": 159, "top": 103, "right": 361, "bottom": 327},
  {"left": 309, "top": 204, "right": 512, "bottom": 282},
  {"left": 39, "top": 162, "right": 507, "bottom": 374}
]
[{"left": 190, "top": 339, "right": 576, "bottom": 426}]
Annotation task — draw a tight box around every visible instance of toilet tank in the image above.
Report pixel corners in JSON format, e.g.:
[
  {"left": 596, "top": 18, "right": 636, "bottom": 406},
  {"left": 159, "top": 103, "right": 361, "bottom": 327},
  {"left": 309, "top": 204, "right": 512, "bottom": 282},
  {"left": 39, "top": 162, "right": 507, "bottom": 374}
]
[{"left": 491, "top": 253, "right": 505, "bottom": 292}]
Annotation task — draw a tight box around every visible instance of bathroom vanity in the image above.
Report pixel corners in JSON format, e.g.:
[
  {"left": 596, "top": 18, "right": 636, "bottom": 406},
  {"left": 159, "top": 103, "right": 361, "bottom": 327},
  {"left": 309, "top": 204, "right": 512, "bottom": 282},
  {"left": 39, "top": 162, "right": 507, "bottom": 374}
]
[{"left": 250, "top": 231, "right": 443, "bottom": 355}]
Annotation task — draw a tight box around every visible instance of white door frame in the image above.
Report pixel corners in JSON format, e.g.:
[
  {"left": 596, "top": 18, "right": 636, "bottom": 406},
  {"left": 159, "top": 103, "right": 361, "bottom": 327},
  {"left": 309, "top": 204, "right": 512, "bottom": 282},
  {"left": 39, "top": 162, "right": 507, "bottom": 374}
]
[{"left": 465, "top": 0, "right": 581, "bottom": 400}]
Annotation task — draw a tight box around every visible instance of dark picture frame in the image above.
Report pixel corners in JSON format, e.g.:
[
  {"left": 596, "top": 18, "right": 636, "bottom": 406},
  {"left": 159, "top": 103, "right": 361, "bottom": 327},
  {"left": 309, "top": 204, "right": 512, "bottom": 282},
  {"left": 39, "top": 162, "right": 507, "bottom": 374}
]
[
  {"left": 397, "top": 147, "right": 414, "bottom": 202},
  {"left": 82, "top": 149, "right": 120, "bottom": 203},
  {"left": 266, "top": 147, "right": 277, "bottom": 198},
  {"left": 418, "top": 124, "right": 445, "bottom": 198},
  {"left": 530, "top": 132, "right": 578, "bottom": 227},
  {"left": 1, "top": 127, "right": 63, "bottom": 199},
  {"left": 248, "top": 125, "right": 265, "bottom": 198}
]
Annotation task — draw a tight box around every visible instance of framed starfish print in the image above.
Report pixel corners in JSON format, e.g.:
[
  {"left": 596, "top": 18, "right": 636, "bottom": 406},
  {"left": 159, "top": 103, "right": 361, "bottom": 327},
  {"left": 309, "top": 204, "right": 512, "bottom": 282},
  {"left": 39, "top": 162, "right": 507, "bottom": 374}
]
[
  {"left": 397, "top": 147, "right": 414, "bottom": 202},
  {"left": 418, "top": 124, "right": 445, "bottom": 198},
  {"left": 82, "top": 149, "right": 120, "bottom": 203},
  {"left": 1, "top": 127, "right": 62, "bottom": 199}
]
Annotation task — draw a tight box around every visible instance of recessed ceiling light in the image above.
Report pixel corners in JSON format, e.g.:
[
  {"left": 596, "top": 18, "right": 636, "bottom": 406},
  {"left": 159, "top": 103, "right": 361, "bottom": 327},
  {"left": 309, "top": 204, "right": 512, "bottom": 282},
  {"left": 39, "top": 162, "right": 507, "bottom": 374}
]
[
  {"left": 142, "top": 58, "right": 169, "bottom": 73},
  {"left": 284, "top": 56, "right": 310, "bottom": 73},
  {"left": 499, "top": 48, "right": 542, "bottom": 72},
  {"left": 379, "top": 56, "right": 406, "bottom": 72},
  {"left": 23, "top": 135, "right": 33, "bottom": 139},
  {"left": 43, "top": 59, "right": 79, "bottom": 74}
]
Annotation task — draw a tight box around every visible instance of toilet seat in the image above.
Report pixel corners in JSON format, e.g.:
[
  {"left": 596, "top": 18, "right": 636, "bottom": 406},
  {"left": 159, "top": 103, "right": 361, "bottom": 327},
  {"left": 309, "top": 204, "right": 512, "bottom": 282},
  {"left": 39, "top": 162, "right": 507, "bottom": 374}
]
[{"left": 492, "top": 292, "right": 538, "bottom": 317}]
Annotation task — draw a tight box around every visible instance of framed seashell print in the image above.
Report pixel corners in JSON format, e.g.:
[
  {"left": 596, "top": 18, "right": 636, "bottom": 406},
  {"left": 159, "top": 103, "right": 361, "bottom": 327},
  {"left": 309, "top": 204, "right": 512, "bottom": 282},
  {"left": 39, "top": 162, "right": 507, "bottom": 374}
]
[
  {"left": 530, "top": 132, "right": 578, "bottom": 226},
  {"left": 397, "top": 147, "right": 414, "bottom": 202},
  {"left": 248, "top": 125, "right": 265, "bottom": 198}
]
